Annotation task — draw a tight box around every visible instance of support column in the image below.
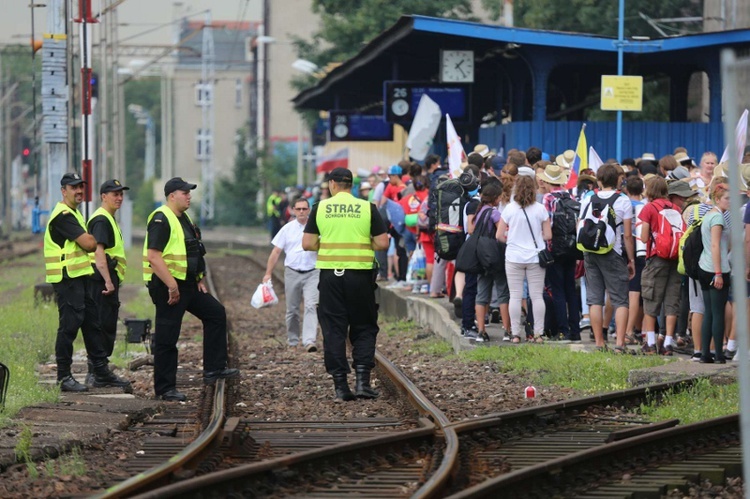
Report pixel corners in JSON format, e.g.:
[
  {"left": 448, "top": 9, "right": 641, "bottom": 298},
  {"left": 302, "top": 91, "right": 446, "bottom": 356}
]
[
  {"left": 532, "top": 66, "right": 549, "bottom": 122},
  {"left": 669, "top": 71, "right": 690, "bottom": 122},
  {"left": 707, "top": 64, "right": 722, "bottom": 123}
]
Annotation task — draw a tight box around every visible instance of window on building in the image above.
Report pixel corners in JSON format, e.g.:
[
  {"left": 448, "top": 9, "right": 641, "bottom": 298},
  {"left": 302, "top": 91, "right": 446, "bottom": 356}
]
[
  {"left": 195, "top": 128, "right": 213, "bottom": 159},
  {"left": 235, "top": 78, "right": 243, "bottom": 108},
  {"left": 195, "top": 81, "right": 213, "bottom": 106}
]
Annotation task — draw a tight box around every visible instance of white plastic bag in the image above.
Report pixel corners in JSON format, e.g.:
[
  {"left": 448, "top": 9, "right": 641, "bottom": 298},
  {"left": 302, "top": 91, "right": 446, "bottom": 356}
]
[{"left": 251, "top": 281, "right": 279, "bottom": 309}]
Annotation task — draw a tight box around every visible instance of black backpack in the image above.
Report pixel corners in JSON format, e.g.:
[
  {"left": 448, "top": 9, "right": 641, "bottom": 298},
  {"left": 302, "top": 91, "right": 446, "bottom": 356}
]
[
  {"left": 681, "top": 218, "right": 705, "bottom": 281},
  {"left": 432, "top": 178, "right": 467, "bottom": 260},
  {"left": 550, "top": 191, "right": 582, "bottom": 260}
]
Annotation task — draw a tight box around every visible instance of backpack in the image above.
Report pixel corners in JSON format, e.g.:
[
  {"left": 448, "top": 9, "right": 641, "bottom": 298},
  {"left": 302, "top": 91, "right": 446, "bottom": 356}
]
[
  {"left": 576, "top": 193, "right": 621, "bottom": 254},
  {"left": 550, "top": 191, "right": 582, "bottom": 260},
  {"left": 649, "top": 199, "right": 685, "bottom": 260},
  {"left": 427, "top": 174, "right": 451, "bottom": 232},
  {"left": 432, "top": 178, "right": 467, "bottom": 260},
  {"left": 678, "top": 205, "right": 704, "bottom": 279}
]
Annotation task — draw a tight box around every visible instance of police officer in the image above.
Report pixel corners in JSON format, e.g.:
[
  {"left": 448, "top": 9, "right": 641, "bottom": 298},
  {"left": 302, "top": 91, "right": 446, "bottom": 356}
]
[
  {"left": 144, "top": 177, "right": 239, "bottom": 401},
  {"left": 302, "top": 168, "right": 389, "bottom": 401},
  {"left": 44, "top": 173, "right": 121, "bottom": 392},
  {"left": 85, "top": 179, "right": 132, "bottom": 390}
]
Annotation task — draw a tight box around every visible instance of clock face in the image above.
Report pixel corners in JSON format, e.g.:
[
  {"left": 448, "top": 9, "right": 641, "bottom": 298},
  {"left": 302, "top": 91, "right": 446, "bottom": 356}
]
[
  {"left": 333, "top": 124, "right": 349, "bottom": 139},
  {"left": 440, "top": 50, "right": 474, "bottom": 83},
  {"left": 391, "top": 98, "right": 409, "bottom": 117}
]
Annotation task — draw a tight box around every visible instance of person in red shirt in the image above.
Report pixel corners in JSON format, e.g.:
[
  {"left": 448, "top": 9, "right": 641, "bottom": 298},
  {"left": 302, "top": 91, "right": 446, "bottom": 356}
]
[
  {"left": 381, "top": 165, "right": 406, "bottom": 204},
  {"left": 399, "top": 174, "right": 429, "bottom": 255},
  {"left": 637, "top": 176, "right": 684, "bottom": 355}
]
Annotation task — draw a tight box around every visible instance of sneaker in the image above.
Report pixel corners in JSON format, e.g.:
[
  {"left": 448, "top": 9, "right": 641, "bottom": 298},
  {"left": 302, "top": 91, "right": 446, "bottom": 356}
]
[
  {"left": 464, "top": 329, "right": 479, "bottom": 340},
  {"left": 724, "top": 349, "right": 737, "bottom": 360},
  {"left": 305, "top": 344, "right": 318, "bottom": 353},
  {"left": 412, "top": 284, "right": 421, "bottom": 294},
  {"left": 503, "top": 331, "right": 512, "bottom": 342},
  {"left": 490, "top": 308, "right": 501, "bottom": 324},
  {"left": 579, "top": 318, "right": 591, "bottom": 330},
  {"left": 549, "top": 332, "right": 570, "bottom": 344},
  {"left": 691, "top": 352, "right": 702, "bottom": 362},
  {"left": 475, "top": 331, "right": 491, "bottom": 343},
  {"left": 420, "top": 284, "right": 429, "bottom": 294},
  {"left": 567, "top": 336, "right": 582, "bottom": 344},
  {"left": 453, "top": 297, "right": 463, "bottom": 319},
  {"left": 461, "top": 325, "right": 478, "bottom": 338},
  {"left": 641, "top": 344, "right": 657, "bottom": 355}
]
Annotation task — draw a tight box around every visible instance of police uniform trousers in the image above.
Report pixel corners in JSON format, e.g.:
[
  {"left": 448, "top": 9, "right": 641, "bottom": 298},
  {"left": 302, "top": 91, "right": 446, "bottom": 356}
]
[
  {"left": 317, "top": 269, "right": 379, "bottom": 375},
  {"left": 148, "top": 278, "right": 228, "bottom": 396},
  {"left": 89, "top": 277, "right": 120, "bottom": 358},
  {"left": 52, "top": 277, "right": 108, "bottom": 379}
]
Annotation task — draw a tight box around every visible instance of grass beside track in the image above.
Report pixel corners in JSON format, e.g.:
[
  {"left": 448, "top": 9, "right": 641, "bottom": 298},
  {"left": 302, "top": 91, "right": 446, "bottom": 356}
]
[
  {"left": 387, "top": 318, "right": 740, "bottom": 422},
  {"left": 0, "top": 246, "right": 151, "bottom": 425}
]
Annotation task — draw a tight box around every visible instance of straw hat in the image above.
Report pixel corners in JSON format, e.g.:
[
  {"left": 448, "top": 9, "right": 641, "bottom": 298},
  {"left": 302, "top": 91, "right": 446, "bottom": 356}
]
[
  {"left": 639, "top": 153, "right": 656, "bottom": 162},
  {"left": 555, "top": 150, "right": 576, "bottom": 169},
  {"left": 473, "top": 144, "right": 491, "bottom": 158},
  {"left": 673, "top": 151, "right": 692, "bottom": 165},
  {"left": 536, "top": 163, "right": 569, "bottom": 185}
]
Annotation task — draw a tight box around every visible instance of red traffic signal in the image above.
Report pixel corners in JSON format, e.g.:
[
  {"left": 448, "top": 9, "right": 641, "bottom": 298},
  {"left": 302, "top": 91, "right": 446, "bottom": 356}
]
[{"left": 22, "top": 148, "right": 30, "bottom": 157}]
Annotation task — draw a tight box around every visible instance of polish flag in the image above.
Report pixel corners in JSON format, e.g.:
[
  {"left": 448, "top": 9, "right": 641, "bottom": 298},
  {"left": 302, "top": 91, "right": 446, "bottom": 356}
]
[
  {"left": 719, "top": 108, "right": 748, "bottom": 165},
  {"left": 316, "top": 148, "right": 348, "bottom": 174},
  {"left": 446, "top": 114, "right": 466, "bottom": 178}
]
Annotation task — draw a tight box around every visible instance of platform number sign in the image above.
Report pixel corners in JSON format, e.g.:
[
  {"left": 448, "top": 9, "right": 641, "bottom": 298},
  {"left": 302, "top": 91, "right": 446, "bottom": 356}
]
[
  {"left": 332, "top": 113, "right": 349, "bottom": 140},
  {"left": 389, "top": 86, "right": 410, "bottom": 119}
]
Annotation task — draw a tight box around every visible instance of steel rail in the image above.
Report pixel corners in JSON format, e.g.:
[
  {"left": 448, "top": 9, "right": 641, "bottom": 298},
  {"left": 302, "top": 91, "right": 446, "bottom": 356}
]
[
  {"left": 447, "top": 414, "right": 740, "bottom": 498},
  {"left": 96, "top": 262, "right": 228, "bottom": 499},
  {"left": 125, "top": 352, "right": 452, "bottom": 498}
]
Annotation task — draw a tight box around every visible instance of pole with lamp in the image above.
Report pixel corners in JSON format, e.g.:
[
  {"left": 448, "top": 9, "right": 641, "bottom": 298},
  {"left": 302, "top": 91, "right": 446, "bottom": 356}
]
[
  {"left": 291, "top": 58, "right": 319, "bottom": 188},
  {"left": 127, "top": 104, "right": 155, "bottom": 182}
]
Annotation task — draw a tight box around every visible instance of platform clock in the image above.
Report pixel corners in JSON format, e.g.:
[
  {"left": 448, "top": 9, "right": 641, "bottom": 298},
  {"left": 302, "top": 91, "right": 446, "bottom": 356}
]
[{"left": 440, "top": 50, "right": 474, "bottom": 83}]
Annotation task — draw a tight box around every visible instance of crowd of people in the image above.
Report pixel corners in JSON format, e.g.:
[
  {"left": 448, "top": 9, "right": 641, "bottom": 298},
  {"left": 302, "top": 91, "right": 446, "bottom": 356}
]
[{"left": 309, "top": 144, "right": 750, "bottom": 364}]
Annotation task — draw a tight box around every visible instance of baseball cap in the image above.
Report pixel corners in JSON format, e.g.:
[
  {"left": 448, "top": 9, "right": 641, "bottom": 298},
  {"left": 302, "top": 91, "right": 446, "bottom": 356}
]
[
  {"left": 100, "top": 179, "right": 130, "bottom": 194},
  {"left": 60, "top": 172, "right": 85, "bottom": 186},
  {"left": 488, "top": 154, "right": 506, "bottom": 170},
  {"left": 360, "top": 181, "right": 372, "bottom": 190},
  {"left": 387, "top": 165, "right": 403, "bottom": 176},
  {"left": 326, "top": 167, "right": 353, "bottom": 183},
  {"left": 164, "top": 177, "right": 197, "bottom": 196}
]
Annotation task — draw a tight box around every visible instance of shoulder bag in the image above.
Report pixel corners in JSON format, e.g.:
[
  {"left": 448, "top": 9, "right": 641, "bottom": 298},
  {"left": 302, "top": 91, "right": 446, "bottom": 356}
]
[{"left": 522, "top": 207, "right": 554, "bottom": 268}]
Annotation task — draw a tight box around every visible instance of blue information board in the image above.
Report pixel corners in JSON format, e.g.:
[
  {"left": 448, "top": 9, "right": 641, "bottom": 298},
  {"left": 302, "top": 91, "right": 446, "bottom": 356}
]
[
  {"left": 328, "top": 111, "right": 394, "bottom": 142},
  {"left": 383, "top": 81, "right": 470, "bottom": 124}
]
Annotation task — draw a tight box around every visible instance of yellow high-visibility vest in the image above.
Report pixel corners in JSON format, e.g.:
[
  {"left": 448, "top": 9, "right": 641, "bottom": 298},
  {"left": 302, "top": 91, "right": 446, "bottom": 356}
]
[
  {"left": 315, "top": 192, "right": 374, "bottom": 270},
  {"left": 44, "top": 202, "right": 95, "bottom": 283},
  {"left": 142, "top": 206, "right": 190, "bottom": 282},
  {"left": 87, "top": 207, "right": 127, "bottom": 283}
]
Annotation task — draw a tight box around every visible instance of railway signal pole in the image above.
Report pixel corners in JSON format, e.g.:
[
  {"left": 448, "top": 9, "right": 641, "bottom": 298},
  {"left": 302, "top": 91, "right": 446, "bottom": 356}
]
[{"left": 42, "top": 0, "right": 70, "bottom": 214}]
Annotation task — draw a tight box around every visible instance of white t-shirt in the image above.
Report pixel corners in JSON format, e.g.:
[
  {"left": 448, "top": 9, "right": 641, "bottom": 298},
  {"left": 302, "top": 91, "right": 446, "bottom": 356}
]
[
  {"left": 271, "top": 219, "right": 318, "bottom": 271},
  {"left": 501, "top": 201, "right": 549, "bottom": 264},
  {"left": 578, "top": 190, "right": 633, "bottom": 256}
]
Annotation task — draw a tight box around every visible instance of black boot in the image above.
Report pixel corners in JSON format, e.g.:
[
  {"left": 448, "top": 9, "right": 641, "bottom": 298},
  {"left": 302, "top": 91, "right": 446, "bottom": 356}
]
[
  {"left": 332, "top": 374, "right": 356, "bottom": 401},
  {"left": 92, "top": 360, "right": 133, "bottom": 391},
  {"left": 354, "top": 365, "right": 379, "bottom": 399},
  {"left": 85, "top": 360, "right": 95, "bottom": 387}
]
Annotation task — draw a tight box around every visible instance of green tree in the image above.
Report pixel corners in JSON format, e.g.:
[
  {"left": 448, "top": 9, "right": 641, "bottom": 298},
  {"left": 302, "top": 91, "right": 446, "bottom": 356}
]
[
  {"left": 215, "top": 131, "right": 261, "bottom": 226},
  {"left": 495, "top": 0, "right": 702, "bottom": 37},
  {"left": 123, "top": 78, "right": 161, "bottom": 198},
  {"left": 294, "top": 0, "right": 475, "bottom": 68}
]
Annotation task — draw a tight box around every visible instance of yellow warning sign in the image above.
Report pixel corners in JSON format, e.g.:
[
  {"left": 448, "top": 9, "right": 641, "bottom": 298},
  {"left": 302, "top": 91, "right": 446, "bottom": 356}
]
[{"left": 600, "top": 75, "right": 643, "bottom": 112}]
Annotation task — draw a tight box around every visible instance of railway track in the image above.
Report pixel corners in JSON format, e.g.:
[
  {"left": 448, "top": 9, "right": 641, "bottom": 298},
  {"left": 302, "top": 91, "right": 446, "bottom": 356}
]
[{"left": 94, "top": 251, "right": 741, "bottom": 498}]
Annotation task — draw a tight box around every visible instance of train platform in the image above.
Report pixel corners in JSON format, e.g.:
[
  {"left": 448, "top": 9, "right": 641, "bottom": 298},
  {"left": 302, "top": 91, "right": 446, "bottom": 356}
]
[{"left": 376, "top": 281, "right": 740, "bottom": 387}]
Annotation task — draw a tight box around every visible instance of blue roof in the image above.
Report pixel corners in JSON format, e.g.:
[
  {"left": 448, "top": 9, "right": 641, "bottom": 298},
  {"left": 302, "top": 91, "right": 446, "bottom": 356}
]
[{"left": 410, "top": 15, "right": 750, "bottom": 54}]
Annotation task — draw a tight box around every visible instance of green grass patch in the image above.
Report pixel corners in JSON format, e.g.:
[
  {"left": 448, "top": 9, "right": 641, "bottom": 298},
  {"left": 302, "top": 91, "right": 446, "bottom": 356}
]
[
  {"left": 414, "top": 339, "right": 454, "bottom": 357},
  {"left": 380, "top": 317, "right": 422, "bottom": 338},
  {"left": 461, "top": 346, "right": 669, "bottom": 393},
  {"left": 639, "top": 378, "right": 739, "bottom": 424}
]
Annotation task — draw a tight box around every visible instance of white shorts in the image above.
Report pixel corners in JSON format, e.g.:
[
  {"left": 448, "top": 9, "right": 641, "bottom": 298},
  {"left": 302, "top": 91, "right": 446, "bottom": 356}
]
[{"left": 688, "top": 278, "right": 704, "bottom": 315}]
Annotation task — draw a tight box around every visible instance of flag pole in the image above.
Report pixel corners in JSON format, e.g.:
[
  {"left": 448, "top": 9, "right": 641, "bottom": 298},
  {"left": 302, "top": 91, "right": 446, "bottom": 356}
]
[{"left": 616, "top": 0, "right": 625, "bottom": 162}]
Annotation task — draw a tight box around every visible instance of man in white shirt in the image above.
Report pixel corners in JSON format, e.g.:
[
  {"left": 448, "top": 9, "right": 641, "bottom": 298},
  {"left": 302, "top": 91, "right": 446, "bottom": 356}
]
[
  {"left": 578, "top": 164, "right": 636, "bottom": 350},
  {"left": 263, "top": 197, "right": 320, "bottom": 351}
]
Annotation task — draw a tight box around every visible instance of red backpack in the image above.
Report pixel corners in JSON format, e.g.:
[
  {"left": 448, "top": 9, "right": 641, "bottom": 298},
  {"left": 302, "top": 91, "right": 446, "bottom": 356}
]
[{"left": 650, "top": 199, "right": 685, "bottom": 260}]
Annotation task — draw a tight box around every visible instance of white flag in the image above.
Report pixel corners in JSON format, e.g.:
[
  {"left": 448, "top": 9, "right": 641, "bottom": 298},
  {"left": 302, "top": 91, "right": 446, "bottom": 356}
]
[
  {"left": 719, "top": 108, "right": 748, "bottom": 164},
  {"left": 588, "top": 146, "right": 604, "bottom": 173},
  {"left": 406, "top": 95, "right": 441, "bottom": 161},
  {"left": 446, "top": 114, "right": 465, "bottom": 178}
]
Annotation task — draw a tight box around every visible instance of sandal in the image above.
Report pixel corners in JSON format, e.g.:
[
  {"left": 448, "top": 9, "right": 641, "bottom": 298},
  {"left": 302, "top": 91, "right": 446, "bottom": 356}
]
[
  {"left": 511, "top": 335, "right": 521, "bottom": 344},
  {"left": 624, "top": 333, "right": 640, "bottom": 346},
  {"left": 533, "top": 336, "right": 545, "bottom": 344}
]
